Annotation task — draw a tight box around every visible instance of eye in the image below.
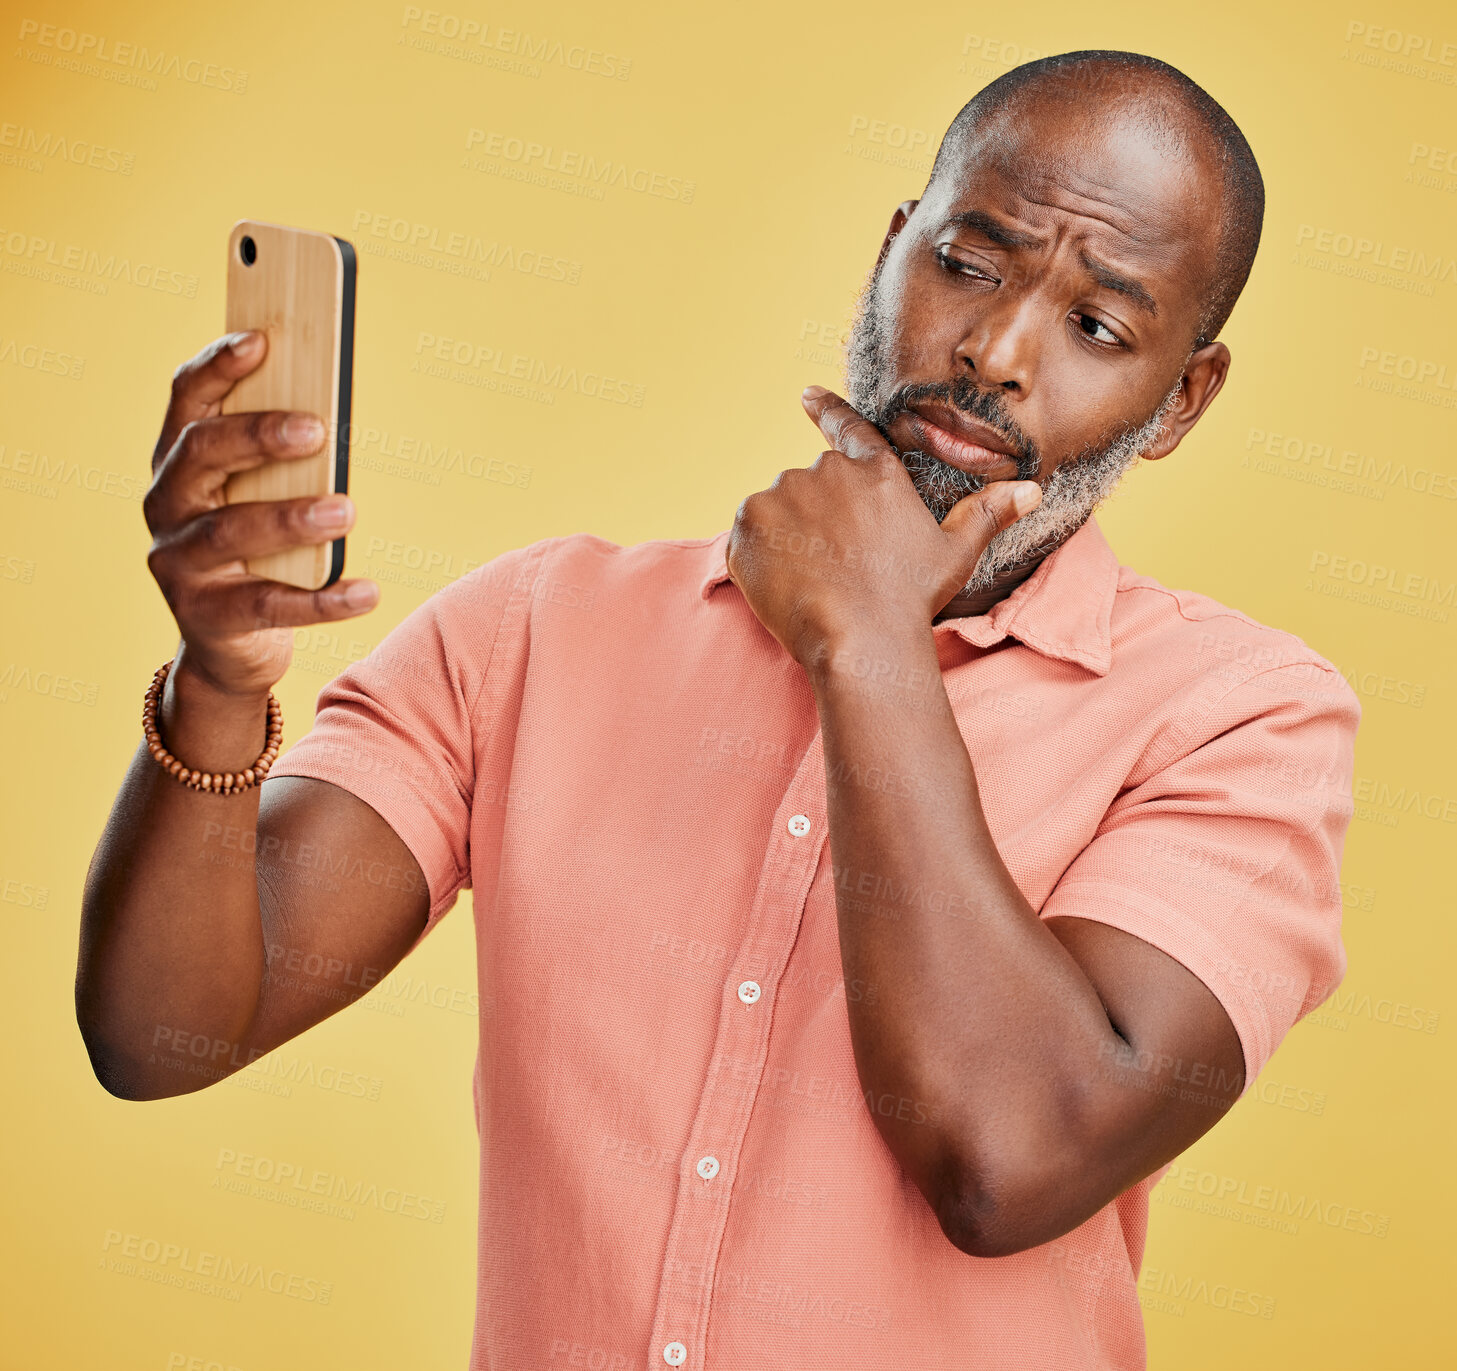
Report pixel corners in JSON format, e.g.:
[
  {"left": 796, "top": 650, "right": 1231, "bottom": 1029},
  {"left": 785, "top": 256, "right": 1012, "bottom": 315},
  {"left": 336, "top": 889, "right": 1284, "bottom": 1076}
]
[
  {"left": 936, "top": 244, "right": 998, "bottom": 283},
  {"left": 1071, "top": 311, "right": 1123, "bottom": 347}
]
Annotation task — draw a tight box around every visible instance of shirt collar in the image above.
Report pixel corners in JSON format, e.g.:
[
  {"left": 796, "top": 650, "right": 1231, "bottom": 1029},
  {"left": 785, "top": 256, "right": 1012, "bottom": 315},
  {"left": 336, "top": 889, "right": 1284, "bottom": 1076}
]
[{"left": 696, "top": 515, "right": 1119, "bottom": 677}]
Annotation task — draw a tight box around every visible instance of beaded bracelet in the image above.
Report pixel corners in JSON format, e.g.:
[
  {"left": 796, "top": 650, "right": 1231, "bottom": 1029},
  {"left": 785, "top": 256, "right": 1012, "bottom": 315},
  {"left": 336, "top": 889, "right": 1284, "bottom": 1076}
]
[{"left": 142, "top": 658, "right": 282, "bottom": 795}]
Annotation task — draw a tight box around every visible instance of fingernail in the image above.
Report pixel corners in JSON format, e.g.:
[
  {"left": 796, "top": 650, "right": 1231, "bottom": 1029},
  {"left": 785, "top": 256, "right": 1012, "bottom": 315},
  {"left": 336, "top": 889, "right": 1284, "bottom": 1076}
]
[
  {"left": 802, "top": 385, "right": 829, "bottom": 400},
  {"left": 227, "top": 330, "right": 259, "bottom": 354},
  {"left": 307, "top": 495, "right": 352, "bottom": 527},
  {"left": 1013, "top": 481, "right": 1042, "bottom": 515},
  {"left": 285, "top": 413, "right": 325, "bottom": 446},
  {"left": 342, "top": 580, "right": 378, "bottom": 609}
]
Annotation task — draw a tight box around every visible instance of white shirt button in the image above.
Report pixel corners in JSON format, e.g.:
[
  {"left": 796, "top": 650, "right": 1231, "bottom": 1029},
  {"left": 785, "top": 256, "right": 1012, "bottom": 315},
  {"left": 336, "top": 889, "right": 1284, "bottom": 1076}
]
[
  {"left": 787, "top": 813, "right": 811, "bottom": 837},
  {"left": 663, "top": 1342, "right": 687, "bottom": 1366},
  {"left": 737, "top": 980, "right": 761, "bottom": 1005},
  {"left": 696, "top": 1155, "right": 720, "bottom": 1180}
]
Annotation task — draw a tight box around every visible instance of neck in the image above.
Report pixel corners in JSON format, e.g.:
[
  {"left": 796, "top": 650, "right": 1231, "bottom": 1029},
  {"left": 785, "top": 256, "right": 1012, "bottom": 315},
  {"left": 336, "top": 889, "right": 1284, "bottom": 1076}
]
[{"left": 932, "top": 541, "right": 1062, "bottom": 623}]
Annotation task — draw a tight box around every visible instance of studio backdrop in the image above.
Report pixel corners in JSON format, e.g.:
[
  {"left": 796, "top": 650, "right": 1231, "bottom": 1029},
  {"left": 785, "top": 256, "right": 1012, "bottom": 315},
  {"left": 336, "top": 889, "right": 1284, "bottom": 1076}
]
[{"left": 1, "top": 0, "right": 1452, "bottom": 1367}]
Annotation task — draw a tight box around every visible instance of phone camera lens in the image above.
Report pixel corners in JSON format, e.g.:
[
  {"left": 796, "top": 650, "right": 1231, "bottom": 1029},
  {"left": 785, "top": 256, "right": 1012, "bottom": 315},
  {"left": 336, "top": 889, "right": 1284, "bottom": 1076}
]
[{"left": 240, "top": 235, "right": 257, "bottom": 266}]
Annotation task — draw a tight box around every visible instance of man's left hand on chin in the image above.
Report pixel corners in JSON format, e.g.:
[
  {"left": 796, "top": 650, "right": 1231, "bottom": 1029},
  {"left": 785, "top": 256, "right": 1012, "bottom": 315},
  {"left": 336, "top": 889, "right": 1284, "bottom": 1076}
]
[{"left": 724, "top": 384, "right": 1043, "bottom": 667}]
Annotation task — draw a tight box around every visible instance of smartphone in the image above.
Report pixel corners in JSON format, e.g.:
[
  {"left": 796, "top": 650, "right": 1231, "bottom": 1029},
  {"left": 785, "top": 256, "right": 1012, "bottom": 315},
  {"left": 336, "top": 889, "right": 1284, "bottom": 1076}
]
[{"left": 220, "top": 219, "right": 357, "bottom": 590}]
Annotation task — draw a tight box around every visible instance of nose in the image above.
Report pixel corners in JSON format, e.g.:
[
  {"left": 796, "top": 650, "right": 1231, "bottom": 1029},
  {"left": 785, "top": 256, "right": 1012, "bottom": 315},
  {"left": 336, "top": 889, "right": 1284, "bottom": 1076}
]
[{"left": 954, "top": 289, "right": 1039, "bottom": 394}]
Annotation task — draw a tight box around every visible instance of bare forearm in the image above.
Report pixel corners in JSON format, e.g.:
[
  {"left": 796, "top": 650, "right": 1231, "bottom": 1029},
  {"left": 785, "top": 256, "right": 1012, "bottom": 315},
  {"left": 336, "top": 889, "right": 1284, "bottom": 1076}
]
[
  {"left": 807, "top": 629, "right": 1127, "bottom": 1236},
  {"left": 77, "top": 649, "right": 271, "bottom": 1099}
]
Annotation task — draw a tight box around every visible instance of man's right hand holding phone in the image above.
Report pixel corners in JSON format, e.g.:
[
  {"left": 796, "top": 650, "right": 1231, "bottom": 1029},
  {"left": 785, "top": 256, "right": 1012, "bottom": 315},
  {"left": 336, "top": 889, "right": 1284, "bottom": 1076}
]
[{"left": 144, "top": 328, "right": 378, "bottom": 705}]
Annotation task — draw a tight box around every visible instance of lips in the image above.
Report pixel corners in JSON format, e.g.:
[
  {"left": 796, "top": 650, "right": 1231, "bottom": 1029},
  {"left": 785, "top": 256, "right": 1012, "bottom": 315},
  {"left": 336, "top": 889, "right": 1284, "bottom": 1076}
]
[{"left": 901, "top": 400, "right": 1023, "bottom": 478}]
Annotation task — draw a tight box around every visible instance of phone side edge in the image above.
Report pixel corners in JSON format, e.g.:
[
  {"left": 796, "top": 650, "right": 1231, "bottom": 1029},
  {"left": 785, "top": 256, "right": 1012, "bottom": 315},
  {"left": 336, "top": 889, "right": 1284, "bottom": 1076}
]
[{"left": 325, "top": 235, "right": 357, "bottom": 588}]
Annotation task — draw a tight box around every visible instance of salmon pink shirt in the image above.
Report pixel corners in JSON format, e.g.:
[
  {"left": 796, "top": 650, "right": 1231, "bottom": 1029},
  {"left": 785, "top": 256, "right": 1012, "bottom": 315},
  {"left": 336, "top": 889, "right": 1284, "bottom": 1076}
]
[{"left": 266, "top": 515, "right": 1359, "bottom": 1370}]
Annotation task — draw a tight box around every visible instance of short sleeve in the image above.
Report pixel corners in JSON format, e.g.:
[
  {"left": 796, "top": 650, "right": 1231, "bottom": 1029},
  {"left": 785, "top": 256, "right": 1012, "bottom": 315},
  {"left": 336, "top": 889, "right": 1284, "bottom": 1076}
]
[
  {"left": 1039, "top": 661, "right": 1362, "bottom": 1095},
  {"left": 264, "top": 540, "right": 548, "bottom": 947}
]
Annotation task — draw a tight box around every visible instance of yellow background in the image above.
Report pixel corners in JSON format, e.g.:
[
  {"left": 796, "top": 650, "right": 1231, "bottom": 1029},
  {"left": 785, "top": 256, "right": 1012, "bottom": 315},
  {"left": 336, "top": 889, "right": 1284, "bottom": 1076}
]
[{"left": 2, "top": 0, "right": 1452, "bottom": 1365}]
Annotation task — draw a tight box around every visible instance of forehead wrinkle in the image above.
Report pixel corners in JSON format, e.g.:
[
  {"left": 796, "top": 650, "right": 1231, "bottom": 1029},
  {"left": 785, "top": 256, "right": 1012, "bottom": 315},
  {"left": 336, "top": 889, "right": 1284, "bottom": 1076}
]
[
  {"left": 947, "top": 183, "right": 1182, "bottom": 280},
  {"left": 963, "top": 106, "right": 1207, "bottom": 249},
  {"left": 994, "top": 159, "right": 1190, "bottom": 247}
]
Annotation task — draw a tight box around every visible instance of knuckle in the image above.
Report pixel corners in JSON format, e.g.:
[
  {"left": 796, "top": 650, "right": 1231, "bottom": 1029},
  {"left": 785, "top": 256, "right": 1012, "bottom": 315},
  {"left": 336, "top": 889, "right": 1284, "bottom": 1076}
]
[
  {"left": 734, "top": 492, "right": 771, "bottom": 540},
  {"left": 194, "top": 507, "right": 230, "bottom": 555},
  {"left": 867, "top": 456, "right": 898, "bottom": 488},
  {"left": 141, "top": 480, "right": 164, "bottom": 529},
  {"left": 145, "top": 540, "right": 170, "bottom": 584},
  {"left": 177, "top": 418, "right": 204, "bottom": 458},
  {"left": 248, "top": 579, "right": 280, "bottom": 626}
]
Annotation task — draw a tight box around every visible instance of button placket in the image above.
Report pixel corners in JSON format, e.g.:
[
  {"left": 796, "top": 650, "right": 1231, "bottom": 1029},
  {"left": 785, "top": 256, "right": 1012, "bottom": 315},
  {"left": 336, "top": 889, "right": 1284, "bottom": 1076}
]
[{"left": 647, "top": 726, "right": 827, "bottom": 1366}]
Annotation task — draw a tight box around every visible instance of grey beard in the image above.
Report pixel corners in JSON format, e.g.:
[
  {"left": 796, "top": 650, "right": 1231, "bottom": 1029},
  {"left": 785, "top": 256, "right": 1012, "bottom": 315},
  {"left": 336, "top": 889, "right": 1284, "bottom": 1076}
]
[{"left": 844, "top": 263, "right": 1184, "bottom": 597}]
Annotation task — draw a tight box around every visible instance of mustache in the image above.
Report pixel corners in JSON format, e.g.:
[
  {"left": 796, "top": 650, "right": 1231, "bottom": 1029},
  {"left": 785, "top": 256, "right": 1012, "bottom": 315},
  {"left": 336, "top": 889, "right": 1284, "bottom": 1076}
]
[{"left": 877, "top": 376, "right": 1040, "bottom": 483}]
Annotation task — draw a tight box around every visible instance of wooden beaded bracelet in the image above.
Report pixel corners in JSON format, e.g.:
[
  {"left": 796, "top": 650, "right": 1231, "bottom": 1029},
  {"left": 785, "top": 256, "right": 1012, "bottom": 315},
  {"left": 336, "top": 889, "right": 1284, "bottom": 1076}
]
[{"left": 142, "top": 658, "right": 282, "bottom": 795}]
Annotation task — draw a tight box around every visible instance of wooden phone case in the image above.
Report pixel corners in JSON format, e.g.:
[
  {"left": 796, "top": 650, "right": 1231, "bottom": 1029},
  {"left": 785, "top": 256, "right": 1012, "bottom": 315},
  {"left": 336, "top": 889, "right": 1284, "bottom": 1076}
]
[{"left": 220, "top": 219, "right": 356, "bottom": 589}]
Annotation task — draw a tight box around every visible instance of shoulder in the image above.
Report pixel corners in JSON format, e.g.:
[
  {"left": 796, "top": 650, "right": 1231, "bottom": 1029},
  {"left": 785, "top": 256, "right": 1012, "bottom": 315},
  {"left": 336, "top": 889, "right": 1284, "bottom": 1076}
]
[
  {"left": 443, "top": 529, "right": 727, "bottom": 615},
  {"left": 1113, "top": 564, "right": 1355, "bottom": 693},
  {"left": 1103, "top": 563, "right": 1361, "bottom": 759},
  {"left": 523, "top": 529, "right": 725, "bottom": 588}
]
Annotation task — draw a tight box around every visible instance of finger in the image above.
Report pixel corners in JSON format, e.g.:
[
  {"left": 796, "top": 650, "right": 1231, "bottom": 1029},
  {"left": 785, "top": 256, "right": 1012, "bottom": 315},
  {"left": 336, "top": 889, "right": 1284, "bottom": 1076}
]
[
  {"left": 147, "top": 409, "right": 328, "bottom": 531},
  {"left": 800, "top": 385, "right": 895, "bottom": 462},
  {"left": 939, "top": 480, "right": 1043, "bottom": 565},
  {"left": 157, "top": 492, "right": 355, "bottom": 574},
  {"left": 185, "top": 575, "right": 380, "bottom": 633},
  {"left": 154, "top": 330, "right": 269, "bottom": 470}
]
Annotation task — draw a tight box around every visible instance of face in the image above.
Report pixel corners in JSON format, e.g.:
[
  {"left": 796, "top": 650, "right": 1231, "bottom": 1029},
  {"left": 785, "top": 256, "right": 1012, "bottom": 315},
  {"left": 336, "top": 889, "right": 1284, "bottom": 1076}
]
[{"left": 845, "top": 90, "right": 1231, "bottom": 596}]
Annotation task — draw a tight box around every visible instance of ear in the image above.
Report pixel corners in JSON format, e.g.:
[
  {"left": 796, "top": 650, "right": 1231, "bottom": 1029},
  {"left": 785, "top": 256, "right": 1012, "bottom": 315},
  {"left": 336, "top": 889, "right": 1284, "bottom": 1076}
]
[
  {"left": 1139, "top": 341, "right": 1231, "bottom": 462},
  {"left": 875, "top": 199, "right": 919, "bottom": 274}
]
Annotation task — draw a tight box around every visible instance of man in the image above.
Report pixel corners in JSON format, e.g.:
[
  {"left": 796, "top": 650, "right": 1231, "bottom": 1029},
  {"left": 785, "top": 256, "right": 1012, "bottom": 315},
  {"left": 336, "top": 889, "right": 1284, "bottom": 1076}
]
[{"left": 79, "top": 50, "right": 1358, "bottom": 1371}]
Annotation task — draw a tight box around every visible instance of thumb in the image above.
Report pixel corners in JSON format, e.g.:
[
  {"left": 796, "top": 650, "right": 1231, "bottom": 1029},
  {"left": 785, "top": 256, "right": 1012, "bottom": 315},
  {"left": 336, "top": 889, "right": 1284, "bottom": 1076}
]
[{"left": 939, "top": 479, "right": 1043, "bottom": 566}]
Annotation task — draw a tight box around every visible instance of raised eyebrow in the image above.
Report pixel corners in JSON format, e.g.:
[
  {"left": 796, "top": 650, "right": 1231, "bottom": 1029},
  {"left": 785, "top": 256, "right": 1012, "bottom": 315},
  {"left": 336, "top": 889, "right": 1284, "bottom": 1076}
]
[
  {"left": 1078, "top": 248, "right": 1158, "bottom": 318},
  {"left": 943, "top": 209, "right": 1041, "bottom": 252}
]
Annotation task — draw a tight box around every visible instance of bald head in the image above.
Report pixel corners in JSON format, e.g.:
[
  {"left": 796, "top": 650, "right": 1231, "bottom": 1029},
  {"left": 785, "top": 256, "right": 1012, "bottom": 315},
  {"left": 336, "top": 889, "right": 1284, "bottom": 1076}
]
[{"left": 926, "top": 51, "right": 1264, "bottom": 348}]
